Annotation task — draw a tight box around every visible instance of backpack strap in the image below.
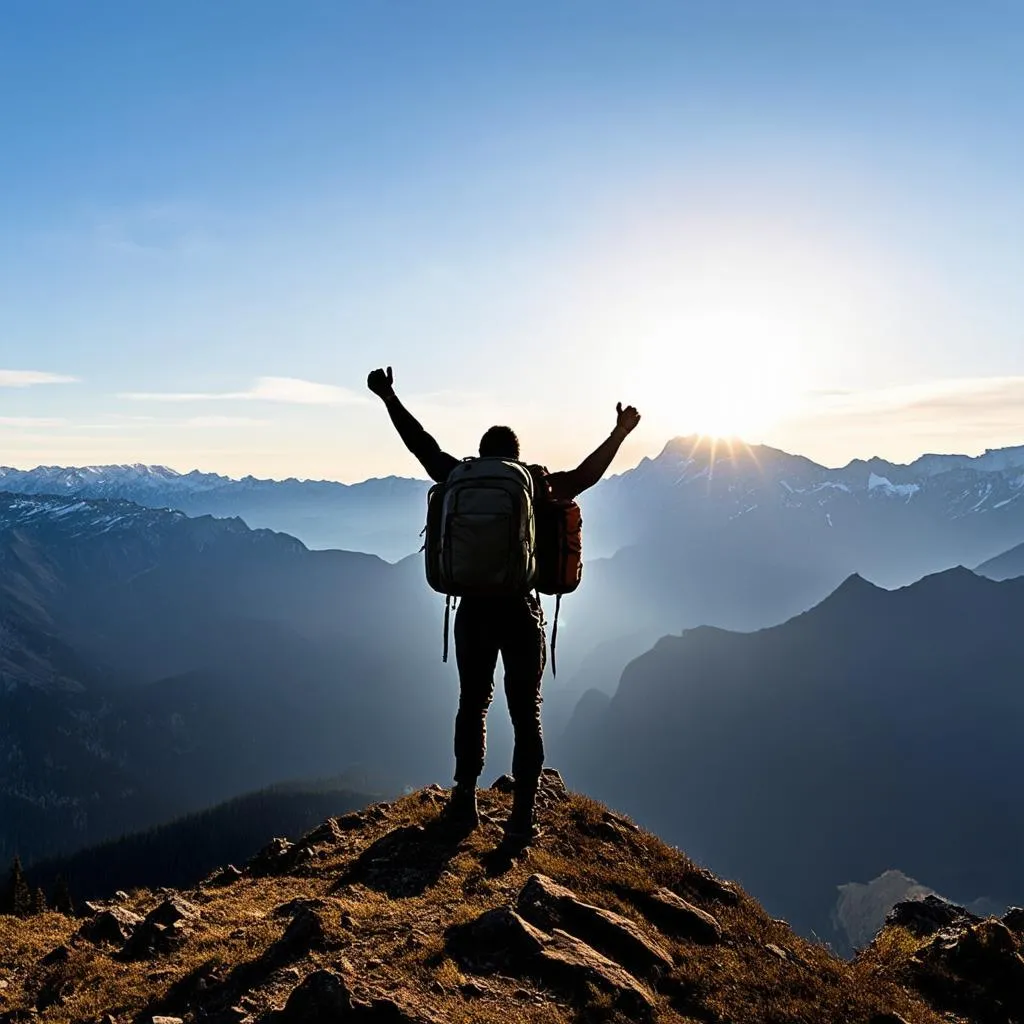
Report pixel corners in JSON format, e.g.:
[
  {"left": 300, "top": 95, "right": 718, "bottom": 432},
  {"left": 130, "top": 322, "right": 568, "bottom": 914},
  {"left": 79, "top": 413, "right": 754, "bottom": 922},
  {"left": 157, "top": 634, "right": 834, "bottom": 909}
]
[
  {"left": 550, "top": 593, "right": 561, "bottom": 678},
  {"left": 442, "top": 595, "right": 452, "bottom": 663}
]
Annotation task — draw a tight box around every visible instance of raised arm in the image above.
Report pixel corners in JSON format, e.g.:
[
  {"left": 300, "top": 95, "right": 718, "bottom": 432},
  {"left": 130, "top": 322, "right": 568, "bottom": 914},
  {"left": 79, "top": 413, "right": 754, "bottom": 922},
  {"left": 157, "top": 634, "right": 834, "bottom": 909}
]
[
  {"left": 367, "top": 366, "right": 458, "bottom": 484},
  {"left": 548, "top": 402, "right": 641, "bottom": 500}
]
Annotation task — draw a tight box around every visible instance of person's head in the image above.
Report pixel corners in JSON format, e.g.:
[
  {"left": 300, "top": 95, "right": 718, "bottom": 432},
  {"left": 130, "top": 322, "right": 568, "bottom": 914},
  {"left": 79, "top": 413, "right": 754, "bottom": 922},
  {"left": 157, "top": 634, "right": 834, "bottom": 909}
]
[{"left": 479, "top": 425, "right": 520, "bottom": 460}]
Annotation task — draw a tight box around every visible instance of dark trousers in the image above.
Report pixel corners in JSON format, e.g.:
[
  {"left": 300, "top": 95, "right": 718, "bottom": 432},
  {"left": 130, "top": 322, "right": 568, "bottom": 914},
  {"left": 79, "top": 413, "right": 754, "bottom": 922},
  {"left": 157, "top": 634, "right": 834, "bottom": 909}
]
[{"left": 453, "top": 593, "right": 546, "bottom": 791}]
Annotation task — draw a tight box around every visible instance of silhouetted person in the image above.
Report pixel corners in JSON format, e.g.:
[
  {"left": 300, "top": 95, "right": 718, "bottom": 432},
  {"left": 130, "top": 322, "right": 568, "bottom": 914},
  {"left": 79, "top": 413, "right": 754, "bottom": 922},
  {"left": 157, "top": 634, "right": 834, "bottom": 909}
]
[{"left": 368, "top": 366, "right": 640, "bottom": 840}]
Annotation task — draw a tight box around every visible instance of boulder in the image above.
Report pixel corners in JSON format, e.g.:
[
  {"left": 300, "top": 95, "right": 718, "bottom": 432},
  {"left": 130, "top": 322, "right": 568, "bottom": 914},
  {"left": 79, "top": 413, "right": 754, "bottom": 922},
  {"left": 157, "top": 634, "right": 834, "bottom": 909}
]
[
  {"left": 263, "top": 909, "right": 328, "bottom": 965},
  {"left": 635, "top": 887, "right": 723, "bottom": 944},
  {"left": 449, "top": 906, "right": 654, "bottom": 1019},
  {"left": 211, "top": 865, "right": 243, "bottom": 886},
  {"left": 539, "top": 767, "right": 569, "bottom": 800},
  {"left": 449, "top": 907, "right": 547, "bottom": 968},
  {"left": 1003, "top": 906, "right": 1024, "bottom": 935},
  {"left": 146, "top": 898, "right": 199, "bottom": 928},
  {"left": 517, "top": 874, "right": 672, "bottom": 977},
  {"left": 539, "top": 930, "right": 655, "bottom": 1018},
  {"left": 78, "top": 907, "right": 143, "bottom": 945},
  {"left": 911, "top": 917, "right": 1024, "bottom": 1020},
  {"left": 886, "top": 895, "right": 978, "bottom": 938},
  {"left": 247, "top": 838, "right": 296, "bottom": 876},
  {"left": 686, "top": 868, "right": 740, "bottom": 908}
]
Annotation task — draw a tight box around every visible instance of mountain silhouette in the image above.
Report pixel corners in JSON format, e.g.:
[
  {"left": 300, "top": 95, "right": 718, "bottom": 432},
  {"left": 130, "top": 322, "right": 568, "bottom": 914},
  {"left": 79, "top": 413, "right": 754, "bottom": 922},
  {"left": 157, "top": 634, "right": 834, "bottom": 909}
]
[
  {"left": 561, "top": 566, "right": 1024, "bottom": 940},
  {"left": 0, "top": 494, "right": 454, "bottom": 863},
  {"left": 976, "top": 540, "right": 1024, "bottom": 581}
]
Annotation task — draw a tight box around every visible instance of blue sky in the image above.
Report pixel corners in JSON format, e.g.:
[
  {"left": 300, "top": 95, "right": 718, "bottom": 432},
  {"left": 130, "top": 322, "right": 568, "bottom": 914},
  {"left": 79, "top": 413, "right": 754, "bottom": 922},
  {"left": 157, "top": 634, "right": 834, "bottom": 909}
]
[{"left": 1, "top": 1, "right": 1022, "bottom": 480}]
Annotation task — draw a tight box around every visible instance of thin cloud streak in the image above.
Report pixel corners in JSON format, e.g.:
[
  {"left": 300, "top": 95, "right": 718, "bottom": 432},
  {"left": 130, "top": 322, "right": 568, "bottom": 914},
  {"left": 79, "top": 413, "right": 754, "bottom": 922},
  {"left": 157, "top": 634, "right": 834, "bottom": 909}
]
[
  {"left": 774, "top": 375, "right": 1024, "bottom": 466},
  {"left": 121, "top": 376, "right": 367, "bottom": 406},
  {"left": 0, "top": 417, "right": 66, "bottom": 427},
  {"left": 0, "top": 370, "right": 77, "bottom": 387}
]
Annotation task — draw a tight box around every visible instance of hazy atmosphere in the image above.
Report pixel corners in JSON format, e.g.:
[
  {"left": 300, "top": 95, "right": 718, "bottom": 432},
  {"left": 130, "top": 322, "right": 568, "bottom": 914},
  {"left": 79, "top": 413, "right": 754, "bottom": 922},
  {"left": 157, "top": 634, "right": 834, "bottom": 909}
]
[
  {"left": 3, "top": 5, "right": 1024, "bottom": 1023},
  {"left": 2, "top": 2, "right": 1022, "bottom": 479}
]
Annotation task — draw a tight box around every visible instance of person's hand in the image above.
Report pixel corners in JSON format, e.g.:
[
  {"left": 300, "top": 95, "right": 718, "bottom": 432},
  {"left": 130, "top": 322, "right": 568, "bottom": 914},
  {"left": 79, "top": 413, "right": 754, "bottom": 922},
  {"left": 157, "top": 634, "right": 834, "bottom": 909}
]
[
  {"left": 367, "top": 366, "right": 395, "bottom": 400},
  {"left": 614, "top": 401, "right": 641, "bottom": 436}
]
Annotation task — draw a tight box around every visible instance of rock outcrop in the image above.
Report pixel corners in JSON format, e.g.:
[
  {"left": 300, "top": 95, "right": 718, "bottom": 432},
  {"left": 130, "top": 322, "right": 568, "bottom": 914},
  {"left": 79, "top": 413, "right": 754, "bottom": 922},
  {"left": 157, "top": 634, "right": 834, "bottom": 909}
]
[{"left": 0, "top": 781, "right": 946, "bottom": 1024}]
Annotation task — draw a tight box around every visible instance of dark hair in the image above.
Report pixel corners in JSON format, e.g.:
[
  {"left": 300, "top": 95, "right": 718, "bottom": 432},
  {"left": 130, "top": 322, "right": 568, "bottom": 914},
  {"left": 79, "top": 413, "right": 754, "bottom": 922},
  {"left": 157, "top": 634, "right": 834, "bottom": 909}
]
[{"left": 479, "top": 425, "right": 520, "bottom": 459}]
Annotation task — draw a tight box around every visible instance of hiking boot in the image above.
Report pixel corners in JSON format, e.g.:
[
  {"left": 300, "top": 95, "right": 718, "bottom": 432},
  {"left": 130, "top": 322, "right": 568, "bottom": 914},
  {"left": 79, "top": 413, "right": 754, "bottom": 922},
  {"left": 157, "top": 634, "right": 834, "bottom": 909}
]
[
  {"left": 503, "top": 787, "right": 538, "bottom": 844},
  {"left": 442, "top": 783, "right": 479, "bottom": 830}
]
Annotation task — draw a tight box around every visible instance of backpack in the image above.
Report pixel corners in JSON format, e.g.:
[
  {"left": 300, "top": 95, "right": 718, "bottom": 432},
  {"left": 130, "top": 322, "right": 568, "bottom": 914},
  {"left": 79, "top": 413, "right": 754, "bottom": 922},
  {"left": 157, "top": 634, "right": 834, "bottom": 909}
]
[
  {"left": 533, "top": 488, "right": 583, "bottom": 676},
  {"left": 425, "top": 457, "right": 536, "bottom": 598},
  {"left": 423, "top": 459, "right": 583, "bottom": 675}
]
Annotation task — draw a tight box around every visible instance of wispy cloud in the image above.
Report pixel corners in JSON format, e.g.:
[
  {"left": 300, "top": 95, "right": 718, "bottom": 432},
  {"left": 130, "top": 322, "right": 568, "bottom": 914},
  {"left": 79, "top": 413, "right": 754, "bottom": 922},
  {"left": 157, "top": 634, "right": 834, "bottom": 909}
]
[
  {"left": 0, "top": 370, "right": 77, "bottom": 388},
  {"left": 184, "top": 415, "right": 270, "bottom": 428},
  {"left": 774, "top": 375, "right": 1024, "bottom": 465},
  {"left": 810, "top": 376, "right": 1024, "bottom": 424},
  {"left": 0, "top": 416, "right": 66, "bottom": 427},
  {"left": 121, "top": 376, "right": 367, "bottom": 406}
]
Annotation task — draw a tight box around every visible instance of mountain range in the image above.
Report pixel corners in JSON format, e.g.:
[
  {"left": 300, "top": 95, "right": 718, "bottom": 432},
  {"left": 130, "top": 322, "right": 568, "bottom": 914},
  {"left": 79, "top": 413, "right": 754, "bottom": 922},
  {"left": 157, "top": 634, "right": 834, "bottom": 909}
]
[
  {"left": 5, "top": 437, "right": 1024, "bottom": 939},
  {"left": 0, "top": 492, "right": 458, "bottom": 865},
  {"left": 7, "top": 439, "right": 1024, "bottom": 688},
  {"left": 0, "top": 464, "right": 429, "bottom": 562},
  {"left": 560, "top": 566, "right": 1024, "bottom": 942}
]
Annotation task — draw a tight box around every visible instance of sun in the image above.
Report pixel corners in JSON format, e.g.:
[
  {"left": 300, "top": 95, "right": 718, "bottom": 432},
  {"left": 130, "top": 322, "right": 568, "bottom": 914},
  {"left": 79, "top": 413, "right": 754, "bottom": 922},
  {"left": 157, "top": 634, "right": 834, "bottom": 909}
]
[{"left": 627, "top": 310, "right": 803, "bottom": 442}]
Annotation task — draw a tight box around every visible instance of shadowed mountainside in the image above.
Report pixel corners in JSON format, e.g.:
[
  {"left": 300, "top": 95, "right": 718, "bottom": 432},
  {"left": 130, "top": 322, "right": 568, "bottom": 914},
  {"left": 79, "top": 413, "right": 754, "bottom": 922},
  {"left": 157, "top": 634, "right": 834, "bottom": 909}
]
[
  {"left": 0, "top": 494, "right": 452, "bottom": 864},
  {"left": 976, "top": 540, "right": 1024, "bottom": 581},
  {"left": 561, "top": 567, "right": 1024, "bottom": 941},
  {"left": 24, "top": 780, "right": 378, "bottom": 905}
]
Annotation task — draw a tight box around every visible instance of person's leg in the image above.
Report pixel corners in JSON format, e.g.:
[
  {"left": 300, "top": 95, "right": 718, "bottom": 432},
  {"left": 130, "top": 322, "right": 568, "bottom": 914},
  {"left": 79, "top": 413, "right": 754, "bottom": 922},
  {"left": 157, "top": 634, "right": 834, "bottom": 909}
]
[
  {"left": 499, "top": 595, "right": 547, "bottom": 838},
  {"left": 450, "top": 598, "right": 500, "bottom": 822}
]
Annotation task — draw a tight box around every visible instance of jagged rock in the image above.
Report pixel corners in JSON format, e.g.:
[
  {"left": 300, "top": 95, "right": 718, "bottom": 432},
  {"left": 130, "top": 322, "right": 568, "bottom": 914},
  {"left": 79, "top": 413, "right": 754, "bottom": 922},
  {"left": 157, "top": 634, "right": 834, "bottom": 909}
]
[
  {"left": 78, "top": 907, "right": 143, "bottom": 945},
  {"left": 122, "top": 921, "right": 189, "bottom": 960},
  {"left": 247, "top": 837, "right": 295, "bottom": 876},
  {"left": 634, "top": 887, "right": 723, "bottom": 944},
  {"left": 147, "top": 898, "right": 200, "bottom": 928},
  {"left": 120, "top": 900, "right": 198, "bottom": 960},
  {"left": 911, "top": 917, "right": 1024, "bottom": 1020},
  {"left": 39, "top": 946, "right": 70, "bottom": 966},
  {"left": 539, "top": 767, "right": 569, "bottom": 800},
  {"left": 150, "top": 1018, "right": 185, "bottom": 1023},
  {"left": 301, "top": 818, "right": 346, "bottom": 846},
  {"left": 211, "top": 864, "right": 244, "bottom": 886},
  {"left": 766, "top": 943, "right": 790, "bottom": 960},
  {"left": 450, "top": 906, "right": 654, "bottom": 1018},
  {"left": 264, "top": 908, "right": 328, "bottom": 964},
  {"left": 517, "top": 874, "right": 672, "bottom": 978},
  {"left": 540, "top": 930, "right": 655, "bottom": 1017},
  {"left": 450, "top": 906, "right": 547, "bottom": 966},
  {"left": 1003, "top": 906, "right": 1024, "bottom": 935},
  {"left": 275, "top": 970, "right": 353, "bottom": 1021},
  {"left": 887, "top": 895, "right": 978, "bottom": 938},
  {"left": 489, "top": 774, "right": 515, "bottom": 793},
  {"left": 335, "top": 809, "right": 372, "bottom": 831},
  {"left": 686, "top": 868, "right": 741, "bottom": 907}
]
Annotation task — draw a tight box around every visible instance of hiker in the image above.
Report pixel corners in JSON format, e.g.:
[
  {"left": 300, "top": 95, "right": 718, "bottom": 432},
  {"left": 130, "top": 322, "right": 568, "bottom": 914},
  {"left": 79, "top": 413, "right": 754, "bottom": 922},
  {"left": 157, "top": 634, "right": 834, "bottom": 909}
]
[{"left": 367, "top": 366, "right": 640, "bottom": 841}]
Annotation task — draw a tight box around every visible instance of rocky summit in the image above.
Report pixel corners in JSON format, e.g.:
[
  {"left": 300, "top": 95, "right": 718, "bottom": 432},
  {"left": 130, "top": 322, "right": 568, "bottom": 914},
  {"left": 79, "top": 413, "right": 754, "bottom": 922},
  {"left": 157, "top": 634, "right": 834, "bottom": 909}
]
[{"left": 0, "top": 773, "right": 993, "bottom": 1024}]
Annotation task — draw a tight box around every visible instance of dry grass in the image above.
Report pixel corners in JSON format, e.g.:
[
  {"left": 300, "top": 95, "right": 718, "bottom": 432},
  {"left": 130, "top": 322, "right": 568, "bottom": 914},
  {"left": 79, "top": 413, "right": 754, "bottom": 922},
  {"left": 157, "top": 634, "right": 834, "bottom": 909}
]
[{"left": 0, "top": 785, "right": 947, "bottom": 1024}]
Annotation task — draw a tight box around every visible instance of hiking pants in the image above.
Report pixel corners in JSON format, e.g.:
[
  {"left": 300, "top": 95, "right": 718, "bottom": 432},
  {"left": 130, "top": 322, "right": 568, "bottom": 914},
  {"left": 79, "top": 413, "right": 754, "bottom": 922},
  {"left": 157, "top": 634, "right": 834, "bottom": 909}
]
[{"left": 453, "top": 594, "right": 546, "bottom": 792}]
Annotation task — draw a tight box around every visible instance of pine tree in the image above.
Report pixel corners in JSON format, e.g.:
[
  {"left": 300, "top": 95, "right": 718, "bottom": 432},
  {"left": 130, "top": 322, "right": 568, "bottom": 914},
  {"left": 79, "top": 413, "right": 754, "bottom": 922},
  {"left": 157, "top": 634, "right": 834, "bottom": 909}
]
[
  {"left": 52, "top": 874, "right": 74, "bottom": 916},
  {"left": 32, "top": 887, "right": 48, "bottom": 915},
  {"left": 3, "top": 857, "right": 32, "bottom": 918}
]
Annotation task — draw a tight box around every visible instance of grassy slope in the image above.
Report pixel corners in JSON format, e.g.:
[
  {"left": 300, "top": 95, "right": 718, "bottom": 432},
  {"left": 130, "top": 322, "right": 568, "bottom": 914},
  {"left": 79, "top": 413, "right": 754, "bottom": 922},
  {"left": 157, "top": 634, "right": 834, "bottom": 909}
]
[{"left": 0, "top": 784, "right": 944, "bottom": 1024}]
